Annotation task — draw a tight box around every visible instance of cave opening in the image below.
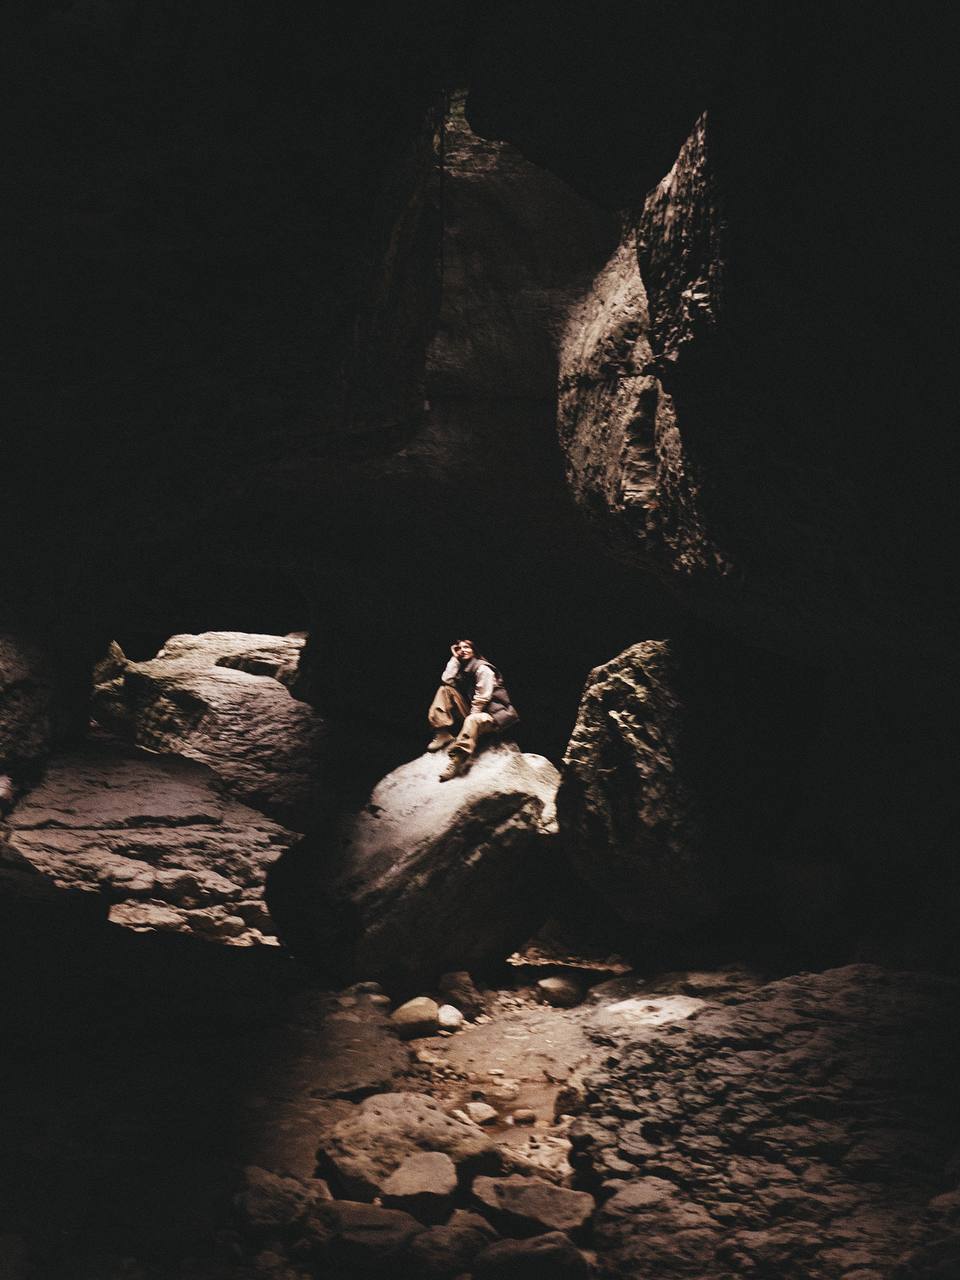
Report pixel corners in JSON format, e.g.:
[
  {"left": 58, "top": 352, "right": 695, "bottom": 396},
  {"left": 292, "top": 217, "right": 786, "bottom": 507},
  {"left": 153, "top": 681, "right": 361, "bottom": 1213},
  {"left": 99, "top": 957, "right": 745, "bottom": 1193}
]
[{"left": 4, "top": 5, "right": 960, "bottom": 1278}]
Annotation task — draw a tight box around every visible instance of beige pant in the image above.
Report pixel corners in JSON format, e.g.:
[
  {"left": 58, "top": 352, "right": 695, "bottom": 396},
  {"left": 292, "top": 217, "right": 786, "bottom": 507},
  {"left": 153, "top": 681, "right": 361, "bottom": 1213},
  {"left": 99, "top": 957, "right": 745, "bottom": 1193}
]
[{"left": 428, "top": 684, "right": 496, "bottom": 756}]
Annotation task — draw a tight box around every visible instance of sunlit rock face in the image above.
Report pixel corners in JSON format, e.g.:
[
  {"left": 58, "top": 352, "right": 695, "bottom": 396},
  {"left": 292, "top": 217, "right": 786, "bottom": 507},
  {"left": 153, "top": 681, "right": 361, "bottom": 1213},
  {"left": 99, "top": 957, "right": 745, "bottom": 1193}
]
[
  {"left": 558, "top": 196, "right": 727, "bottom": 586},
  {"left": 4, "top": 743, "right": 296, "bottom": 946},
  {"left": 549, "top": 11, "right": 958, "bottom": 663},
  {"left": 267, "top": 742, "right": 559, "bottom": 990},
  {"left": 92, "top": 631, "right": 327, "bottom": 829}
]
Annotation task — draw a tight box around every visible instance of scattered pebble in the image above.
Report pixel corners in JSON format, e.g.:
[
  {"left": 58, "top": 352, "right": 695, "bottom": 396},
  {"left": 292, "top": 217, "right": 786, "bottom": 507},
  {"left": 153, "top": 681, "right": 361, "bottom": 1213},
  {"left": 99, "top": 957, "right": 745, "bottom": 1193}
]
[
  {"left": 512, "top": 1108, "right": 536, "bottom": 1125},
  {"left": 438, "top": 1004, "right": 465, "bottom": 1031}
]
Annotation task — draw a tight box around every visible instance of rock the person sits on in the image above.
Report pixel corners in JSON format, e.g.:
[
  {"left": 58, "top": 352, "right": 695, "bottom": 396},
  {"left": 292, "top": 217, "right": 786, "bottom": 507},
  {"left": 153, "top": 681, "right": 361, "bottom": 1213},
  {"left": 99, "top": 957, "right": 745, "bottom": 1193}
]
[{"left": 427, "top": 639, "right": 519, "bottom": 780}]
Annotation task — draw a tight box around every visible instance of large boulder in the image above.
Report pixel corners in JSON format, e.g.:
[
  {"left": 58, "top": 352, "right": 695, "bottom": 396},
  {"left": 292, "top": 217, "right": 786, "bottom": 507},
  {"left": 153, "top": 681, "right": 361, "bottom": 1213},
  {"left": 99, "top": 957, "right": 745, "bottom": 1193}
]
[
  {"left": 267, "top": 742, "right": 559, "bottom": 988},
  {"left": 558, "top": 635, "right": 818, "bottom": 938},
  {"left": 92, "top": 631, "right": 326, "bottom": 828},
  {"left": 4, "top": 742, "right": 298, "bottom": 945},
  {"left": 316, "top": 1092, "right": 500, "bottom": 1200}
]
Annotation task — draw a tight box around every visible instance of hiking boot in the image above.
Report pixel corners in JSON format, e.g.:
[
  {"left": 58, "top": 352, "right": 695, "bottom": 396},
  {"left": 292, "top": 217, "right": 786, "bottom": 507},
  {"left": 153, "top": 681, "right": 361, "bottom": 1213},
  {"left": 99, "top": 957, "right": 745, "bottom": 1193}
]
[
  {"left": 427, "top": 730, "right": 455, "bottom": 752},
  {"left": 438, "top": 750, "right": 469, "bottom": 782}
]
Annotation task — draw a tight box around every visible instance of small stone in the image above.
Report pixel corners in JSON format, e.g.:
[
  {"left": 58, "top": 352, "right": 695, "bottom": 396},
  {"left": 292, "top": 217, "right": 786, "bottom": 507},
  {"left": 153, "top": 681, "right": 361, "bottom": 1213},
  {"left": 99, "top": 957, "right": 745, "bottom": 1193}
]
[
  {"left": 381, "top": 1151, "right": 458, "bottom": 1224},
  {"left": 473, "top": 1175, "right": 595, "bottom": 1236},
  {"left": 451, "top": 1108, "right": 472, "bottom": 1125},
  {"left": 390, "top": 996, "right": 440, "bottom": 1039},
  {"left": 489, "top": 1069, "right": 505, "bottom": 1077},
  {"left": 353, "top": 981, "right": 384, "bottom": 994},
  {"left": 512, "top": 1109, "right": 536, "bottom": 1125},
  {"left": 438, "top": 1003, "right": 465, "bottom": 1031},
  {"left": 368, "top": 993, "right": 391, "bottom": 1008},
  {"left": 466, "top": 1102, "right": 499, "bottom": 1126},
  {"left": 489, "top": 1081, "right": 520, "bottom": 1103},
  {"left": 473, "top": 1231, "right": 591, "bottom": 1279},
  {"left": 536, "top": 976, "right": 584, "bottom": 1008}
]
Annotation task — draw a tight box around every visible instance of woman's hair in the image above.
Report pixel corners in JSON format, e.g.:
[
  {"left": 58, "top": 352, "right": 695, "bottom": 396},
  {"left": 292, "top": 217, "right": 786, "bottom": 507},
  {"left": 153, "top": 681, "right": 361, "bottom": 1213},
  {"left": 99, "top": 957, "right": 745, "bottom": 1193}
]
[{"left": 454, "top": 638, "right": 489, "bottom": 663}]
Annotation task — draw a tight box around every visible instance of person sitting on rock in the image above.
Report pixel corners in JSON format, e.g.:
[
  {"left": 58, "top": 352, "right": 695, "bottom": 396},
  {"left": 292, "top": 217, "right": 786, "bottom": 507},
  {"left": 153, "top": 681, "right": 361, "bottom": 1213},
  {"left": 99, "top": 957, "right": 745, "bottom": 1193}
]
[{"left": 427, "top": 639, "right": 519, "bottom": 780}]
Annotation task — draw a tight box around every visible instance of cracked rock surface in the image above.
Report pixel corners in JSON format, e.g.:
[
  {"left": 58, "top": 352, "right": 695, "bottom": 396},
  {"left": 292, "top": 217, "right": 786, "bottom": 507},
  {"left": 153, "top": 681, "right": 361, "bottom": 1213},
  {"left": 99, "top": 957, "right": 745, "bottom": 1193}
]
[
  {"left": 4, "top": 742, "right": 297, "bottom": 945},
  {"left": 570, "top": 964, "right": 960, "bottom": 1279},
  {"left": 92, "top": 632, "right": 327, "bottom": 828}
]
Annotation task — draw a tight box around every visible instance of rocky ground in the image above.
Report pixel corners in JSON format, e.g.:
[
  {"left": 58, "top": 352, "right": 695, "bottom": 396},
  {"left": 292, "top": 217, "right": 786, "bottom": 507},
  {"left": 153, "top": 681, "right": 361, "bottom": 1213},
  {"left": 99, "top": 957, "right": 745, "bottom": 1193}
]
[
  {"left": 2, "top": 941, "right": 958, "bottom": 1279},
  {"left": 3, "top": 636, "right": 959, "bottom": 1278}
]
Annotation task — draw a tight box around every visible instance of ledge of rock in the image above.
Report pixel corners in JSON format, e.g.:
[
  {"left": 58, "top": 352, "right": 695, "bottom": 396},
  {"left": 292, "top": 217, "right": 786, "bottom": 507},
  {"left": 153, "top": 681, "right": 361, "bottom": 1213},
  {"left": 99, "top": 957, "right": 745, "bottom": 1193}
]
[
  {"left": 267, "top": 742, "right": 559, "bottom": 988},
  {"left": 4, "top": 743, "right": 298, "bottom": 945},
  {"left": 92, "top": 631, "right": 327, "bottom": 828}
]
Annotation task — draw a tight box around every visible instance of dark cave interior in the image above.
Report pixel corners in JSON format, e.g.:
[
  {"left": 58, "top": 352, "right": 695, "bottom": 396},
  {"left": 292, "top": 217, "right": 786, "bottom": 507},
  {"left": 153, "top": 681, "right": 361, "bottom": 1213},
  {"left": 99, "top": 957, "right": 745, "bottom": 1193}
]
[{"left": 3, "top": 4, "right": 960, "bottom": 1278}]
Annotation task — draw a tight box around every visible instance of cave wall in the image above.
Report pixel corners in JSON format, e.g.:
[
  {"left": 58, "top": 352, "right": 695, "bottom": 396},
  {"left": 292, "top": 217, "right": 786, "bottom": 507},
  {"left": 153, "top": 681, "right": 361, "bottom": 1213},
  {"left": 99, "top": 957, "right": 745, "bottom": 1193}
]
[
  {"left": 5, "top": 2, "right": 958, "bottom": 965},
  {"left": 473, "top": 4, "right": 960, "bottom": 962}
]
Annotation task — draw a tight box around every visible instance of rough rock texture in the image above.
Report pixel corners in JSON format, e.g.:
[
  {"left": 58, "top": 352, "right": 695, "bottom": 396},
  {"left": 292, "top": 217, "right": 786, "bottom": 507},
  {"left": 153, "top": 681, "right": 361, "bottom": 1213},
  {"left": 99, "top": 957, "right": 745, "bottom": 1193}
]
[
  {"left": 558, "top": 636, "right": 820, "bottom": 943},
  {"left": 233, "top": 1166, "right": 321, "bottom": 1238},
  {"left": 472, "top": 1231, "right": 591, "bottom": 1280},
  {"left": 0, "top": 632, "right": 91, "bottom": 779},
  {"left": 472, "top": 1174, "right": 595, "bottom": 1237},
  {"left": 428, "top": 91, "right": 615, "bottom": 399},
  {"left": 92, "top": 632, "right": 326, "bottom": 828},
  {"left": 316, "top": 1092, "right": 500, "bottom": 1201},
  {"left": 405, "top": 1211, "right": 498, "bottom": 1277},
  {"left": 381, "top": 1151, "right": 458, "bottom": 1223},
  {"left": 545, "top": 11, "right": 960, "bottom": 961},
  {"left": 304, "top": 1200, "right": 425, "bottom": 1272},
  {"left": 4, "top": 743, "right": 297, "bottom": 945},
  {"left": 267, "top": 743, "right": 560, "bottom": 988},
  {"left": 558, "top": 193, "right": 724, "bottom": 586},
  {"left": 569, "top": 965, "right": 960, "bottom": 1278}
]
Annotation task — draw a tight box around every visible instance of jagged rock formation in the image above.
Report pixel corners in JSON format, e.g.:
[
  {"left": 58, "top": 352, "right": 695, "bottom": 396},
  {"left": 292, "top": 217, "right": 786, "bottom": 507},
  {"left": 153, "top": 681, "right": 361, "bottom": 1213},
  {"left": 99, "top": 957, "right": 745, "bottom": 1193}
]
[
  {"left": 4, "top": 743, "right": 297, "bottom": 945},
  {"left": 268, "top": 743, "right": 559, "bottom": 988},
  {"left": 558, "top": 633, "right": 822, "bottom": 946},
  {"left": 569, "top": 964, "right": 960, "bottom": 1279},
  {"left": 92, "top": 631, "right": 327, "bottom": 827}
]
